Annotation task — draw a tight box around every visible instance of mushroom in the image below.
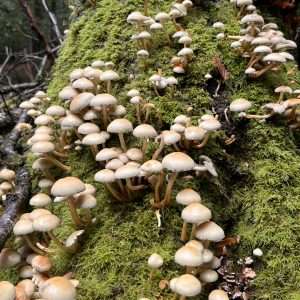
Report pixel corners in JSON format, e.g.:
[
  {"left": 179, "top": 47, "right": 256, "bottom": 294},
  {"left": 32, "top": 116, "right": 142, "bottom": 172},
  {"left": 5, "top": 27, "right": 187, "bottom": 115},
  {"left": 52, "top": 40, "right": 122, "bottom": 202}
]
[
  {"left": 51, "top": 177, "right": 86, "bottom": 227},
  {"left": 153, "top": 152, "right": 195, "bottom": 208},
  {"left": 31, "top": 141, "right": 71, "bottom": 172},
  {"left": 208, "top": 289, "right": 229, "bottom": 300},
  {"left": 199, "top": 269, "right": 218, "bottom": 283},
  {"left": 100, "top": 70, "right": 120, "bottom": 94},
  {"left": 133, "top": 124, "right": 158, "bottom": 157},
  {"left": 107, "top": 119, "right": 133, "bottom": 151},
  {"left": 0, "top": 281, "right": 16, "bottom": 300},
  {"left": 176, "top": 188, "right": 201, "bottom": 206},
  {"left": 148, "top": 253, "right": 163, "bottom": 279},
  {"left": 29, "top": 193, "right": 52, "bottom": 208},
  {"left": 195, "top": 221, "right": 225, "bottom": 247},
  {"left": 82, "top": 132, "right": 109, "bottom": 157},
  {"left": 170, "top": 274, "right": 201, "bottom": 300},
  {"left": 0, "top": 248, "right": 21, "bottom": 268},
  {"left": 94, "top": 169, "right": 123, "bottom": 201},
  {"left": 39, "top": 276, "right": 76, "bottom": 300},
  {"left": 181, "top": 203, "right": 212, "bottom": 241},
  {"left": 274, "top": 86, "right": 292, "bottom": 102},
  {"left": 31, "top": 255, "right": 52, "bottom": 273}
]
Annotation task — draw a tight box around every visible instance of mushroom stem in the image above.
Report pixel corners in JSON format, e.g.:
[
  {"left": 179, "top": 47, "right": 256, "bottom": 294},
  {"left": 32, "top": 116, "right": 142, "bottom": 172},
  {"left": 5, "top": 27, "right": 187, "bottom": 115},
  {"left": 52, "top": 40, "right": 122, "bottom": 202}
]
[
  {"left": 102, "top": 108, "right": 108, "bottom": 128},
  {"left": 118, "top": 133, "right": 127, "bottom": 151},
  {"left": 142, "top": 139, "right": 149, "bottom": 157},
  {"left": 153, "top": 84, "right": 160, "bottom": 97},
  {"left": 154, "top": 172, "right": 164, "bottom": 203},
  {"left": 52, "top": 150, "right": 68, "bottom": 159},
  {"left": 48, "top": 231, "right": 72, "bottom": 253},
  {"left": 180, "top": 221, "right": 189, "bottom": 242},
  {"left": 126, "top": 178, "right": 146, "bottom": 191},
  {"left": 67, "top": 197, "right": 82, "bottom": 227},
  {"left": 152, "top": 139, "right": 164, "bottom": 160},
  {"left": 90, "top": 145, "right": 98, "bottom": 157},
  {"left": 194, "top": 133, "right": 210, "bottom": 149},
  {"left": 203, "top": 240, "right": 210, "bottom": 249},
  {"left": 243, "top": 113, "right": 272, "bottom": 120},
  {"left": 105, "top": 183, "right": 124, "bottom": 202},
  {"left": 163, "top": 172, "right": 178, "bottom": 206},
  {"left": 24, "top": 235, "right": 46, "bottom": 255},
  {"left": 144, "top": 0, "right": 149, "bottom": 16},
  {"left": 136, "top": 104, "right": 142, "bottom": 124},
  {"left": 107, "top": 80, "right": 112, "bottom": 94},
  {"left": 190, "top": 224, "right": 197, "bottom": 240},
  {"left": 45, "top": 155, "right": 71, "bottom": 172},
  {"left": 179, "top": 296, "right": 186, "bottom": 300},
  {"left": 251, "top": 63, "right": 277, "bottom": 78}
]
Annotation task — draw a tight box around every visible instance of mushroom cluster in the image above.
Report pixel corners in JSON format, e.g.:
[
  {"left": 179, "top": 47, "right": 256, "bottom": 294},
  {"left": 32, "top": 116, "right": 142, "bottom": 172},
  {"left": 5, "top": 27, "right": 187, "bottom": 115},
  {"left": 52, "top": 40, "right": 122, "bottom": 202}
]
[
  {"left": 228, "top": 0, "right": 296, "bottom": 78},
  {"left": 143, "top": 187, "right": 229, "bottom": 300},
  {"left": 0, "top": 168, "right": 16, "bottom": 202}
]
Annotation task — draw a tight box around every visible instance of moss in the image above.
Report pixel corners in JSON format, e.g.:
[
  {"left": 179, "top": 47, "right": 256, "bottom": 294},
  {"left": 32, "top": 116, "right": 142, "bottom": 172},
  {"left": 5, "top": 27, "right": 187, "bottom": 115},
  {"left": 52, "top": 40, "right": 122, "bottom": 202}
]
[{"left": 1, "top": 1, "right": 300, "bottom": 299}]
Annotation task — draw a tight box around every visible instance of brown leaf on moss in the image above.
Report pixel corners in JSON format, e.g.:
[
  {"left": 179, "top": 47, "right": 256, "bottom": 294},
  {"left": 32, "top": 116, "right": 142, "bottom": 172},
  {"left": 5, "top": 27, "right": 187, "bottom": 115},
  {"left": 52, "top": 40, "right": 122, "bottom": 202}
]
[{"left": 212, "top": 56, "right": 230, "bottom": 81}]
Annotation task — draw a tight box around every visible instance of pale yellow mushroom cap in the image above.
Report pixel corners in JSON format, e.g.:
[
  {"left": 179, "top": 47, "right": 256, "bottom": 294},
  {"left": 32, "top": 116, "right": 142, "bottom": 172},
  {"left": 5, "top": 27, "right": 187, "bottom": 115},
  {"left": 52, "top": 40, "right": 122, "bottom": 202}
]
[{"left": 51, "top": 177, "right": 85, "bottom": 197}]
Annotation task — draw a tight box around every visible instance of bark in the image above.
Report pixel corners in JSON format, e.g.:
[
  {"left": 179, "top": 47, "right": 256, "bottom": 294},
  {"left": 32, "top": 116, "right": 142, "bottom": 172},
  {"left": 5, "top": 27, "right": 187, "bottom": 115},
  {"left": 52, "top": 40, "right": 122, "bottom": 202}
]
[{"left": 0, "top": 167, "right": 30, "bottom": 250}]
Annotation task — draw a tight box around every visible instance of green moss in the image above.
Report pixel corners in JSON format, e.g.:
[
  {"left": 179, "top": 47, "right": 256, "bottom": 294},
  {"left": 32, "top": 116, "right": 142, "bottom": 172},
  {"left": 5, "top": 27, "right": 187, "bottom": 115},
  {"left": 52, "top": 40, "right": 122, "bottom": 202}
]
[{"left": 1, "top": 1, "right": 300, "bottom": 299}]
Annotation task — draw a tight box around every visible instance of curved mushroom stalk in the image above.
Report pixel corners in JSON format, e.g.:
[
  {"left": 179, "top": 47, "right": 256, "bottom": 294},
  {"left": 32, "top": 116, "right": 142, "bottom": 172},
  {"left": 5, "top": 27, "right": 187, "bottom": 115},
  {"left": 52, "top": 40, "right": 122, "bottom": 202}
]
[
  {"left": 118, "top": 133, "right": 127, "bottom": 151},
  {"left": 194, "top": 133, "right": 210, "bottom": 149},
  {"left": 104, "top": 183, "right": 124, "bottom": 202},
  {"left": 24, "top": 235, "right": 46, "bottom": 255},
  {"left": 250, "top": 63, "right": 277, "bottom": 78},
  {"left": 125, "top": 178, "right": 146, "bottom": 191},
  {"left": 152, "top": 137, "right": 164, "bottom": 160},
  {"left": 67, "top": 197, "right": 82, "bottom": 228},
  {"left": 44, "top": 155, "right": 71, "bottom": 172},
  {"left": 48, "top": 231, "right": 73, "bottom": 253}
]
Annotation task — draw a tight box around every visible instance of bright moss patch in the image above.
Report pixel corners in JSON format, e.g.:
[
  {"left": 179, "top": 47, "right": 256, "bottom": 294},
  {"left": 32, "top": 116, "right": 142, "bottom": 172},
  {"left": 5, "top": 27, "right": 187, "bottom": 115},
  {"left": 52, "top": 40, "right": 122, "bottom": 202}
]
[{"left": 1, "top": 1, "right": 300, "bottom": 300}]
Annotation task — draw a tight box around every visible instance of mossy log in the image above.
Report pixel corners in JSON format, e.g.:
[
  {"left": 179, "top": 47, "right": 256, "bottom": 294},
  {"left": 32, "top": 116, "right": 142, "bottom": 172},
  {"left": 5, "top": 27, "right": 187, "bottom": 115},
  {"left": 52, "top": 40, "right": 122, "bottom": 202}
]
[{"left": 1, "top": 1, "right": 300, "bottom": 299}]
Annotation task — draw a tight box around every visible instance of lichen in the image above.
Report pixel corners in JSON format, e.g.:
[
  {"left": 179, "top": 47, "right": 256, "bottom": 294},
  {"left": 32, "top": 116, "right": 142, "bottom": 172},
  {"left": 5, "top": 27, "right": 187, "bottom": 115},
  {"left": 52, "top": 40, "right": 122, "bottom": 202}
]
[{"left": 1, "top": 1, "right": 300, "bottom": 300}]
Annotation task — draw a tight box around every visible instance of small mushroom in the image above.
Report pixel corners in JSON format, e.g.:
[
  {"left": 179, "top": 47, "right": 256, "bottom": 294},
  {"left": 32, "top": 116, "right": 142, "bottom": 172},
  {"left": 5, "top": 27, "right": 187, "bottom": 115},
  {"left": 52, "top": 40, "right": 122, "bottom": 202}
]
[{"left": 148, "top": 253, "right": 163, "bottom": 279}]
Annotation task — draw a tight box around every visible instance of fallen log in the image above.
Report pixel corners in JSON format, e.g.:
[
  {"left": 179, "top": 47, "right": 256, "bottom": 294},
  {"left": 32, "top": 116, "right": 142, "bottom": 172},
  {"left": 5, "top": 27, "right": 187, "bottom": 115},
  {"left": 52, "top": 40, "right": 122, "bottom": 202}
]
[
  {"left": 0, "top": 167, "right": 30, "bottom": 249},
  {"left": 0, "top": 109, "right": 31, "bottom": 250}
]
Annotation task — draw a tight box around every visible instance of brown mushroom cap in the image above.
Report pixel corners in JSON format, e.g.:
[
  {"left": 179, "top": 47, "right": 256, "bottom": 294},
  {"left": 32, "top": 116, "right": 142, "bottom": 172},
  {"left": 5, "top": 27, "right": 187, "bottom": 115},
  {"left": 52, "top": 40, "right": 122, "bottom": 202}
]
[
  {"left": 176, "top": 188, "right": 201, "bottom": 205},
  {"left": 39, "top": 276, "right": 76, "bottom": 300},
  {"left": 0, "top": 281, "right": 16, "bottom": 300},
  {"left": 162, "top": 152, "right": 195, "bottom": 172},
  {"left": 208, "top": 289, "right": 229, "bottom": 300},
  {"left": 32, "top": 255, "right": 52, "bottom": 273}
]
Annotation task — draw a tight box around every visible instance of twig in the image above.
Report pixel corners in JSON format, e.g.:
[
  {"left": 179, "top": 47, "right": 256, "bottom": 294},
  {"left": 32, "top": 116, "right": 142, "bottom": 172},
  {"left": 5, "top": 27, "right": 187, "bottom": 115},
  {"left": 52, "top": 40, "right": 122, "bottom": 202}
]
[{"left": 41, "top": 0, "right": 63, "bottom": 44}]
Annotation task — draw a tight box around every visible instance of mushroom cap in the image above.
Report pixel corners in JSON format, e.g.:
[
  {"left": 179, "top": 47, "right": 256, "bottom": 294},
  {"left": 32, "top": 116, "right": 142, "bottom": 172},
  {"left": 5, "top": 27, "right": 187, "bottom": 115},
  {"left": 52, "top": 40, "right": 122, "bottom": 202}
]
[
  {"left": 91, "top": 60, "right": 105, "bottom": 68},
  {"left": 82, "top": 132, "right": 108, "bottom": 145},
  {"left": 38, "top": 178, "right": 54, "bottom": 189},
  {"left": 150, "top": 22, "right": 163, "bottom": 30},
  {"left": 13, "top": 219, "right": 34, "bottom": 235},
  {"left": 212, "top": 22, "right": 225, "bottom": 29},
  {"left": 0, "top": 248, "right": 21, "bottom": 268},
  {"left": 184, "top": 126, "right": 206, "bottom": 141},
  {"left": 32, "top": 255, "right": 52, "bottom": 273},
  {"left": 181, "top": 203, "right": 212, "bottom": 224},
  {"left": 94, "top": 169, "right": 116, "bottom": 183},
  {"left": 133, "top": 124, "right": 157, "bottom": 138},
  {"left": 96, "top": 147, "right": 122, "bottom": 161},
  {"left": 199, "top": 117, "right": 221, "bottom": 131},
  {"left": 253, "top": 45, "right": 272, "bottom": 54},
  {"left": 195, "top": 221, "right": 225, "bottom": 242},
  {"left": 30, "top": 193, "right": 52, "bottom": 207},
  {"left": 161, "top": 130, "right": 181, "bottom": 145},
  {"left": 100, "top": 70, "right": 119, "bottom": 81},
  {"left": 90, "top": 93, "right": 118, "bottom": 106},
  {"left": 251, "top": 37, "right": 271, "bottom": 46},
  {"left": 112, "top": 105, "right": 127, "bottom": 117},
  {"left": 200, "top": 270, "right": 219, "bottom": 283},
  {"left": 148, "top": 253, "right": 163, "bottom": 269},
  {"left": 0, "top": 168, "right": 15, "bottom": 181},
  {"left": 185, "top": 240, "right": 204, "bottom": 252},
  {"left": 72, "top": 77, "right": 94, "bottom": 90},
  {"left": 127, "top": 89, "right": 140, "bottom": 97},
  {"left": 106, "top": 159, "right": 124, "bottom": 170},
  {"left": 30, "top": 208, "right": 52, "bottom": 220},
  {"left": 16, "top": 279, "right": 35, "bottom": 298},
  {"left": 175, "top": 245, "right": 203, "bottom": 267},
  {"left": 240, "top": 13, "right": 264, "bottom": 24},
  {"left": 176, "top": 188, "right": 201, "bottom": 205},
  {"left": 33, "top": 214, "right": 60, "bottom": 232},
  {"left": 65, "top": 230, "right": 84, "bottom": 248},
  {"left": 253, "top": 248, "right": 263, "bottom": 257},
  {"left": 178, "top": 47, "right": 193, "bottom": 57},
  {"left": 274, "top": 86, "right": 293, "bottom": 94},
  {"left": 35, "top": 126, "right": 53, "bottom": 135},
  {"left": 162, "top": 152, "right": 195, "bottom": 172},
  {"left": 137, "top": 49, "right": 150, "bottom": 57},
  {"left": 126, "top": 148, "right": 143, "bottom": 161},
  {"left": 78, "top": 122, "right": 100, "bottom": 135},
  {"left": 19, "top": 265, "right": 33, "bottom": 279},
  {"left": 20, "top": 101, "right": 35, "bottom": 109},
  {"left": 141, "top": 160, "right": 163, "bottom": 174},
  {"left": 127, "top": 11, "right": 148, "bottom": 24},
  {"left": 46, "top": 105, "right": 66, "bottom": 117},
  {"left": 31, "top": 133, "right": 53, "bottom": 143},
  {"left": 173, "top": 274, "right": 201, "bottom": 297},
  {"left": 171, "top": 123, "right": 186, "bottom": 133},
  {"left": 76, "top": 194, "right": 97, "bottom": 209},
  {"left": 236, "top": 0, "right": 253, "bottom": 7},
  {"left": 59, "top": 86, "right": 78, "bottom": 101},
  {"left": 155, "top": 12, "right": 170, "bottom": 22},
  {"left": 31, "top": 141, "right": 55, "bottom": 154},
  {"left": 70, "top": 92, "right": 94, "bottom": 113},
  {"left": 262, "top": 53, "right": 286, "bottom": 63},
  {"left": 107, "top": 118, "right": 133, "bottom": 133},
  {"left": 0, "top": 281, "right": 16, "bottom": 300},
  {"left": 115, "top": 164, "right": 140, "bottom": 179},
  {"left": 40, "top": 276, "right": 76, "bottom": 300},
  {"left": 83, "top": 109, "right": 100, "bottom": 121},
  {"left": 61, "top": 114, "right": 83, "bottom": 129},
  {"left": 34, "top": 114, "right": 54, "bottom": 126},
  {"left": 229, "top": 98, "right": 252, "bottom": 112},
  {"left": 202, "top": 248, "right": 214, "bottom": 263},
  {"left": 51, "top": 177, "right": 86, "bottom": 197},
  {"left": 209, "top": 289, "right": 229, "bottom": 300}
]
